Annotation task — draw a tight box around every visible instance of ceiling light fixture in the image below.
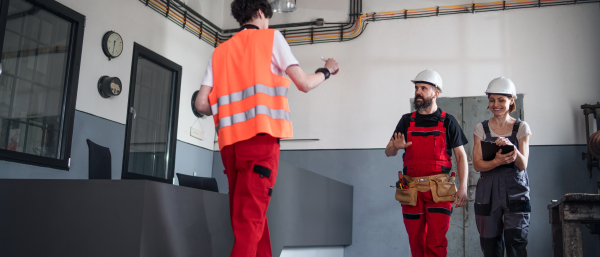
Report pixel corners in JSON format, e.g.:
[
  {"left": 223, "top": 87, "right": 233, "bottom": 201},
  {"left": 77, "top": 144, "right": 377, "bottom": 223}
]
[{"left": 270, "top": 0, "right": 297, "bottom": 13}]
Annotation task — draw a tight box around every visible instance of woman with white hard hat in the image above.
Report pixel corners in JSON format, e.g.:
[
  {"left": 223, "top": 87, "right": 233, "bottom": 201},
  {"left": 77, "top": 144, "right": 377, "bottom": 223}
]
[{"left": 471, "top": 77, "right": 532, "bottom": 257}]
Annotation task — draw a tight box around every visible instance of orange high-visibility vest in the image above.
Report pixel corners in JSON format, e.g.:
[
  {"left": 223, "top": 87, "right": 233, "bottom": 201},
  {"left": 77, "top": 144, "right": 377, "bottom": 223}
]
[{"left": 209, "top": 29, "right": 293, "bottom": 151}]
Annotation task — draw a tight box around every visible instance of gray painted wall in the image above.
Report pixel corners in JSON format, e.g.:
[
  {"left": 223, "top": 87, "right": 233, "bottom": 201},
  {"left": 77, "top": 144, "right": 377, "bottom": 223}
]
[
  {"left": 213, "top": 148, "right": 409, "bottom": 257},
  {"left": 3, "top": 109, "right": 598, "bottom": 257},
  {"left": 0, "top": 110, "right": 214, "bottom": 182},
  {"left": 0, "top": 111, "right": 126, "bottom": 179},
  {"left": 213, "top": 145, "right": 600, "bottom": 257},
  {"left": 173, "top": 140, "right": 214, "bottom": 184}
]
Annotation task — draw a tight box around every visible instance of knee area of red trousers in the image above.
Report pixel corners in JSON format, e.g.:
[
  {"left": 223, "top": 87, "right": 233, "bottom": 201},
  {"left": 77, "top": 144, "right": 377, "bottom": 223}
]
[
  {"left": 425, "top": 206, "right": 452, "bottom": 231},
  {"left": 427, "top": 206, "right": 452, "bottom": 218}
]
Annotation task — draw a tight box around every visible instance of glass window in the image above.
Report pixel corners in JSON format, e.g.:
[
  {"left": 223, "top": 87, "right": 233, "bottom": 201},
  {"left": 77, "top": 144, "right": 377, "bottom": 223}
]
[
  {"left": 0, "top": 0, "right": 84, "bottom": 169},
  {"left": 122, "top": 43, "right": 181, "bottom": 184}
]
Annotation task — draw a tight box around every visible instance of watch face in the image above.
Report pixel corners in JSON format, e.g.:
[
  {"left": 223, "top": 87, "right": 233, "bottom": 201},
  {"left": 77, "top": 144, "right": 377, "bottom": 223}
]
[{"left": 105, "top": 32, "right": 123, "bottom": 57}]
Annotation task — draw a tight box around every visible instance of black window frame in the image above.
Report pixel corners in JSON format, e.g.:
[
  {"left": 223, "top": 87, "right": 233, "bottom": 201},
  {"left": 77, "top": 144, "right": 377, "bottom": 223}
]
[
  {"left": 121, "top": 43, "right": 181, "bottom": 184},
  {"left": 0, "top": 0, "right": 84, "bottom": 170}
]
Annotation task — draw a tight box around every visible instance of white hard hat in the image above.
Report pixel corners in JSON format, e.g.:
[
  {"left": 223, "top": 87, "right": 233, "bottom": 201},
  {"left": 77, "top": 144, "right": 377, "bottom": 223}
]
[
  {"left": 411, "top": 69, "right": 443, "bottom": 93},
  {"left": 485, "top": 77, "right": 517, "bottom": 99}
]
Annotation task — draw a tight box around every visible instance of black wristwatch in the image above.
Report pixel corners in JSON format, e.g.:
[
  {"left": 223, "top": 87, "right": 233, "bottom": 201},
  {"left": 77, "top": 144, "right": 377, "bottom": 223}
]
[{"left": 315, "top": 68, "right": 331, "bottom": 80}]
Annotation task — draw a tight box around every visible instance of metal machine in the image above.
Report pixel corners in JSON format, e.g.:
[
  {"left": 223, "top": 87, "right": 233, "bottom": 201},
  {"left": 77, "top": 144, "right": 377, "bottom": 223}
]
[{"left": 581, "top": 102, "right": 600, "bottom": 181}]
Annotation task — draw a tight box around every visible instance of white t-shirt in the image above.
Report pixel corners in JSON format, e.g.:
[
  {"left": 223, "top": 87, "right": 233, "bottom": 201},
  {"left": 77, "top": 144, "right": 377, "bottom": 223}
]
[
  {"left": 201, "top": 29, "right": 299, "bottom": 87},
  {"left": 473, "top": 120, "right": 532, "bottom": 141}
]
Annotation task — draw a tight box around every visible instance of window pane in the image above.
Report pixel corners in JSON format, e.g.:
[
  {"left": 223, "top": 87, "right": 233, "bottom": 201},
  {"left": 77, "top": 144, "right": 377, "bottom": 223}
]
[
  {"left": 5, "top": 121, "right": 26, "bottom": 153},
  {"left": 0, "top": 76, "right": 14, "bottom": 117},
  {"left": 44, "top": 89, "right": 61, "bottom": 129},
  {"left": 10, "top": 79, "right": 31, "bottom": 121},
  {"left": 43, "top": 128, "right": 58, "bottom": 158},
  {"left": 28, "top": 85, "right": 47, "bottom": 125},
  {"left": 0, "top": 0, "right": 73, "bottom": 160},
  {"left": 2, "top": 31, "right": 20, "bottom": 75},
  {"left": 24, "top": 124, "right": 43, "bottom": 155},
  {"left": 127, "top": 57, "right": 174, "bottom": 179},
  {"left": 22, "top": 8, "right": 41, "bottom": 40},
  {"left": 16, "top": 38, "right": 36, "bottom": 80},
  {"left": 0, "top": 118, "right": 8, "bottom": 149},
  {"left": 5, "top": 0, "right": 32, "bottom": 33}
]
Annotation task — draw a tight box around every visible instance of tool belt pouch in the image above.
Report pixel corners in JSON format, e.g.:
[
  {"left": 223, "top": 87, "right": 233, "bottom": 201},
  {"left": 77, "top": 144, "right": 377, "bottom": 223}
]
[
  {"left": 395, "top": 176, "right": 417, "bottom": 206},
  {"left": 430, "top": 175, "right": 457, "bottom": 203}
]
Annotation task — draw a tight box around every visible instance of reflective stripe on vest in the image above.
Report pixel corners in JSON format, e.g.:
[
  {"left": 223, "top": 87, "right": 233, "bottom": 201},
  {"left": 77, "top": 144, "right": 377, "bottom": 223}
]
[
  {"left": 216, "top": 105, "right": 291, "bottom": 131},
  {"left": 211, "top": 84, "right": 289, "bottom": 115},
  {"left": 209, "top": 29, "right": 293, "bottom": 150}
]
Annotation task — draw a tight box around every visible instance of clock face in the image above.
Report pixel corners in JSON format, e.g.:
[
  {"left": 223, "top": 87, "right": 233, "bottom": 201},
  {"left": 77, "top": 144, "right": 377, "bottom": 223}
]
[{"left": 103, "top": 32, "right": 123, "bottom": 58}]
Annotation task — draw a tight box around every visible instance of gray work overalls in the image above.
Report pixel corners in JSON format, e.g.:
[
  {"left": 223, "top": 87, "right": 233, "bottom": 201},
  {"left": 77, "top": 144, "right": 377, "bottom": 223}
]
[{"left": 475, "top": 119, "right": 530, "bottom": 257}]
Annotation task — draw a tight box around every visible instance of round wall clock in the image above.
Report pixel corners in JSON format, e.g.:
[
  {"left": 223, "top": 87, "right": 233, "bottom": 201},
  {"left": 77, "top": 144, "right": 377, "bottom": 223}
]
[{"left": 102, "top": 31, "right": 123, "bottom": 60}]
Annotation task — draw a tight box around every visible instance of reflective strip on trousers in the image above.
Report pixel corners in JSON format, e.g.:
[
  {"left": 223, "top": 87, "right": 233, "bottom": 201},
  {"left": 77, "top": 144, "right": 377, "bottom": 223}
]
[
  {"left": 211, "top": 84, "right": 288, "bottom": 115},
  {"left": 216, "top": 105, "right": 291, "bottom": 131}
]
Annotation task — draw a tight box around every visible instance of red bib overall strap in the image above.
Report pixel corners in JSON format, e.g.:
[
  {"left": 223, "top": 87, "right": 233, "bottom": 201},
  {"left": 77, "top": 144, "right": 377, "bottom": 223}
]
[{"left": 403, "top": 111, "right": 452, "bottom": 177}]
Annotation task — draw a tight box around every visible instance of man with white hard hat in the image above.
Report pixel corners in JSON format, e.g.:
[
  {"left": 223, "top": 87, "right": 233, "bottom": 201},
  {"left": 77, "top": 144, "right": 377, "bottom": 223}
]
[{"left": 385, "top": 69, "right": 469, "bottom": 257}]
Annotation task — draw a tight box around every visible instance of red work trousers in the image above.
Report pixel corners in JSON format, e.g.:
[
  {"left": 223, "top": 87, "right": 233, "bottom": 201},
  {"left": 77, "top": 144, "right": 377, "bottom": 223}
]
[
  {"left": 402, "top": 191, "right": 453, "bottom": 257},
  {"left": 221, "top": 134, "right": 280, "bottom": 257}
]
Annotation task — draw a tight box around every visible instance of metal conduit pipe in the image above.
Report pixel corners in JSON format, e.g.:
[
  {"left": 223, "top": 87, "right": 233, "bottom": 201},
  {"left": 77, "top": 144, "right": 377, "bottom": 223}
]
[
  {"left": 140, "top": 0, "right": 362, "bottom": 46},
  {"left": 141, "top": 0, "right": 600, "bottom": 47}
]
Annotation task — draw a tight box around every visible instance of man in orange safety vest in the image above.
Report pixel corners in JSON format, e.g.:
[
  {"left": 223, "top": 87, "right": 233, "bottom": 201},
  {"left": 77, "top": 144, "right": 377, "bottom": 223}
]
[{"left": 194, "top": 0, "right": 340, "bottom": 256}]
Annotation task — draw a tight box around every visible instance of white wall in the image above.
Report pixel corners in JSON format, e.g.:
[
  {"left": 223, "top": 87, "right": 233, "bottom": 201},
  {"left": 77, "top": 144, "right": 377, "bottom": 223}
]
[
  {"left": 280, "top": 3, "right": 600, "bottom": 149},
  {"left": 57, "top": 0, "right": 220, "bottom": 151},
  {"left": 184, "top": 0, "right": 224, "bottom": 26}
]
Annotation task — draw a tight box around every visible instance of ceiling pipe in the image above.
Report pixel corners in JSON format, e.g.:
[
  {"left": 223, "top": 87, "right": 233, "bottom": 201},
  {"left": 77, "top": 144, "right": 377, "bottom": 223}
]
[{"left": 142, "top": 0, "right": 600, "bottom": 47}]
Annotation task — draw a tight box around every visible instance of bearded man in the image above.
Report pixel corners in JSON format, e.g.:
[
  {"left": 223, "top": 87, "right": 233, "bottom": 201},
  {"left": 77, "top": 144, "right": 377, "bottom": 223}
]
[{"left": 385, "top": 69, "right": 469, "bottom": 257}]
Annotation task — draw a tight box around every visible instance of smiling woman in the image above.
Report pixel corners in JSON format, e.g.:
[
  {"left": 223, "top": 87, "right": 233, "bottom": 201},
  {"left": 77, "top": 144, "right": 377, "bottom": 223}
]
[{"left": 472, "top": 77, "right": 532, "bottom": 257}]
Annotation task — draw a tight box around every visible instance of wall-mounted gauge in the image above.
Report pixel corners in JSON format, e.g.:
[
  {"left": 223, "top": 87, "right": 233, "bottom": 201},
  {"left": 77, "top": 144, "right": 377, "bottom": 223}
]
[
  {"left": 102, "top": 31, "right": 123, "bottom": 60},
  {"left": 98, "top": 76, "right": 122, "bottom": 98}
]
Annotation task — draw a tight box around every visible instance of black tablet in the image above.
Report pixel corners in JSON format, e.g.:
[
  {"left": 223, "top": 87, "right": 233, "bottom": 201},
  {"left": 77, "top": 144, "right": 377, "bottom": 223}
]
[{"left": 481, "top": 141, "right": 515, "bottom": 161}]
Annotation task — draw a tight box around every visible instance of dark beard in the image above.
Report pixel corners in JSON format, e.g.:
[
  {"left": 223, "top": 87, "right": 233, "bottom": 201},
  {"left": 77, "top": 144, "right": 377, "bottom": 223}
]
[{"left": 414, "top": 95, "right": 433, "bottom": 111}]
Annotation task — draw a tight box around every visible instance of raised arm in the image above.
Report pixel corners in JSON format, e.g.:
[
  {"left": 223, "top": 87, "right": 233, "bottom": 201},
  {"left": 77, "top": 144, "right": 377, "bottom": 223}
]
[
  {"left": 286, "top": 58, "right": 339, "bottom": 93},
  {"left": 385, "top": 132, "right": 412, "bottom": 157}
]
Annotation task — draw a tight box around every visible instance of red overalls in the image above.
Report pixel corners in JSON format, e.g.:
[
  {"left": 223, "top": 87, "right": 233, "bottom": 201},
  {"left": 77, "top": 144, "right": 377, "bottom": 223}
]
[
  {"left": 221, "top": 134, "right": 279, "bottom": 257},
  {"left": 210, "top": 29, "right": 293, "bottom": 257},
  {"left": 402, "top": 111, "right": 454, "bottom": 257}
]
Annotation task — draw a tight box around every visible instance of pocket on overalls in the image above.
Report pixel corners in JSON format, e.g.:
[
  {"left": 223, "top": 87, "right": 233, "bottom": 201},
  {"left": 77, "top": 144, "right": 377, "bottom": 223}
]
[
  {"left": 252, "top": 164, "right": 276, "bottom": 198},
  {"left": 474, "top": 176, "right": 493, "bottom": 216},
  {"left": 395, "top": 177, "right": 418, "bottom": 206},
  {"left": 408, "top": 132, "right": 435, "bottom": 158},
  {"left": 506, "top": 171, "right": 531, "bottom": 212},
  {"left": 431, "top": 176, "right": 457, "bottom": 203},
  {"left": 433, "top": 132, "right": 447, "bottom": 158}
]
